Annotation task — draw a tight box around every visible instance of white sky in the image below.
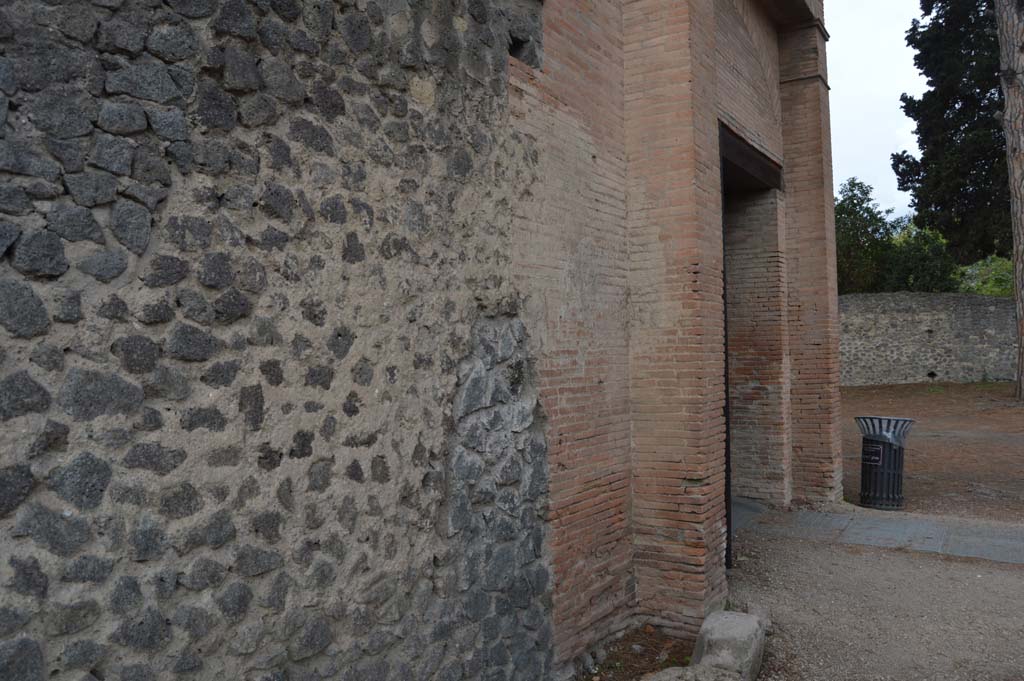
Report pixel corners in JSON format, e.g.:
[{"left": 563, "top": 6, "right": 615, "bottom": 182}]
[{"left": 828, "top": 0, "right": 928, "bottom": 215}]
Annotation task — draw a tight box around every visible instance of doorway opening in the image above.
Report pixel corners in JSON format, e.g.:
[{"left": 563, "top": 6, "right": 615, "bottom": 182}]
[{"left": 720, "top": 125, "right": 791, "bottom": 567}]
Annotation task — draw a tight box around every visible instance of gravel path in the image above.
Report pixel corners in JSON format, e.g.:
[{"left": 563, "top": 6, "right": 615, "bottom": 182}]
[
  {"left": 744, "top": 503, "right": 1024, "bottom": 565},
  {"left": 729, "top": 529, "right": 1024, "bottom": 680}
]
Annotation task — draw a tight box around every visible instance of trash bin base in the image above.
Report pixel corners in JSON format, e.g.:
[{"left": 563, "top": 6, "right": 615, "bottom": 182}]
[{"left": 858, "top": 495, "right": 905, "bottom": 511}]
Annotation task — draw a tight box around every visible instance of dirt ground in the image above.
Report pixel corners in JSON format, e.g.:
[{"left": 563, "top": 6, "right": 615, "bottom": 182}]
[
  {"left": 729, "top": 531, "right": 1024, "bottom": 681},
  {"left": 841, "top": 382, "right": 1024, "bottom": 522},
  {"left": 589, "top": 628, "right": 694, "bottom": 681}
]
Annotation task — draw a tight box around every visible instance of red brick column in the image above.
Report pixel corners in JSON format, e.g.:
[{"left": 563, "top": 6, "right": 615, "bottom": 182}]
[
  {"left": 625, "top": 0, "right": 729, "bottom": 639},
  {"left": 780, "top": 21, "right": 844, "bottom": 504}
]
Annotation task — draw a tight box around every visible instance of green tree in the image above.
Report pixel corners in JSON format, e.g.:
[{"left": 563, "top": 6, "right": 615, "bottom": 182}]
[
  {"left": 834, "top": 178, "right": 895, "bottom": 293},
  {"left": 891, "top": 0, "right": 1012, "bottom": 264},
  {"left": 835, "top": 179, "right": 961, "bottom": 294}
]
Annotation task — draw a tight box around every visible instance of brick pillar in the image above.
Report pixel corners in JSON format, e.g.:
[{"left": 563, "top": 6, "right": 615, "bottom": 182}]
[
  {"left": 779, "top": 21, "right": 843, "bottom": 504},
  {"left": 509, "top": 0, "right": 633, "bottom": 667},
  {"left": 625, "top": 0, "right": 728, "bottom": 638},
  {"left": 724, "top": 188, "right": 793, "bottom": 507}
]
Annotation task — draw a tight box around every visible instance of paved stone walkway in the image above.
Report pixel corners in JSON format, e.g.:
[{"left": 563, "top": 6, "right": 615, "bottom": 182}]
[{"left": 733, "top": 498, "right": 1024, "bottom": 565}]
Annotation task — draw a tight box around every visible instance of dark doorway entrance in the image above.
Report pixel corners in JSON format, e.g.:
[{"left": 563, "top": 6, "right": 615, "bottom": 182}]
[{"left": 720, "top": 125, "right": 788, "bottom": 568}]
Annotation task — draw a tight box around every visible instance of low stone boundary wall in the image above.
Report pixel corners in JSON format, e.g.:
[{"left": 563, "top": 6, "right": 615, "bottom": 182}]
[{"left": 839, "top": 293, "right": 1018, "bottom": 386}]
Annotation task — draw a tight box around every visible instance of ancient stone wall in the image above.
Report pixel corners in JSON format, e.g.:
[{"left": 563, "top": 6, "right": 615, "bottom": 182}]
[
  {"left": 840, "top": 293, "right": 1018, "bottom": 386},
  {"left": 0, "top": 1, "right": 551, "bottom": 680}
]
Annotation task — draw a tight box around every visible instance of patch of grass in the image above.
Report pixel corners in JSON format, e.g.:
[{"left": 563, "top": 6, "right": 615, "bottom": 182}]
[{"left": 658, "top": 655, "right": 691, "bottom": 670}]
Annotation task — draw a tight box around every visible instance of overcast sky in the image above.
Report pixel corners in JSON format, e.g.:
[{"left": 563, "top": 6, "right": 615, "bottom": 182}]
[{"left": 829, "top": 0, "right": 928, "bottom": 216}]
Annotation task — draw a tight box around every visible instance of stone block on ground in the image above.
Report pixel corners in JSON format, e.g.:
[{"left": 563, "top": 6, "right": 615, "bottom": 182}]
[{"left": 691, "top": 611, "right": 767, "bottom": 681}]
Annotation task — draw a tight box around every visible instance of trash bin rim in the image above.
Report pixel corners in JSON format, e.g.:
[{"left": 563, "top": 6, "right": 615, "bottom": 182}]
[
  {"left": 854, "top": 416, "right": 916, "bottom": 423},
  {"left": 854, "top": 416, "right": 915, "bottom": 444}
]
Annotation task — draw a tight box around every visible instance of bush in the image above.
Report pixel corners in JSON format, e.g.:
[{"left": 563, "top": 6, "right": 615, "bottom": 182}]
[{"left": 960, "top": 255, "right": 1015, "bottom": 297}]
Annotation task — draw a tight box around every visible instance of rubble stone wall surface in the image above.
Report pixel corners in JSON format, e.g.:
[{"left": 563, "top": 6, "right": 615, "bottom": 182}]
[
  {"left": 840, "top": 293, "right": 1018, "bottom": 386},
  {"left": 0, "top": 1, "right": 551, "bottom": 680}
]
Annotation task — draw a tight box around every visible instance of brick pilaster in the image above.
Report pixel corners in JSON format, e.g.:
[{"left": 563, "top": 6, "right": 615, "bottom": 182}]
[
  {"left": 624, "top": 0, "right": 729, "bottom": 639},
  {"left": 780, "top": 23, "right": 844, "bottom": 503}
]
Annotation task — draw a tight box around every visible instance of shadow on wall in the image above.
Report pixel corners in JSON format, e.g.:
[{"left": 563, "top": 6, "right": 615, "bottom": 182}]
[{"left": 839, "top": 292, "right": 1018, "bottom": 386}]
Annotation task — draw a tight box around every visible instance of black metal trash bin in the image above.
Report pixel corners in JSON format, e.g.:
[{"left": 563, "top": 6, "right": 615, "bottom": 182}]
[{"left": 855, "top": 416, "right": 914, "bottom": 510}]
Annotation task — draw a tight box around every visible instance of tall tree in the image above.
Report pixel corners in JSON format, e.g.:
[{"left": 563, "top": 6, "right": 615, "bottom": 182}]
[
  {"left": 834, "top": 178, "right": 896, "bottom": 294},
  {"left": 992, "top": 0, "right": 1024, "bottom": 401},
  {"left": 893, "top": 0, "right": 1011, "bottom": 264}
]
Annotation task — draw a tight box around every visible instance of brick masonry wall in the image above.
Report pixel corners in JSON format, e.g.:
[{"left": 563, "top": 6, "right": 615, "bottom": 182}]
[
  {"left": 508, "top": 0, "right": 633, "bottom": 669},
  {"left": 724, "top": 189, "right": 793, "bottom": 507},
  {"left": 511, "top": 0, "right": 840, "bottom": 663},
  {"left": 507, "top": 0, "right": 840, "bottom": 667},
  {"left": 624, "top": 0, "right": 730, "bottom": 642},
  {"left": 840, "top": 293, "right": 1018, "bottom": 386},
  {"left": 0, "top": 2, "right": 555, "bottom": 681},
  {"left": 715, "top": 0, "right": 784, "bottom": 162}
]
